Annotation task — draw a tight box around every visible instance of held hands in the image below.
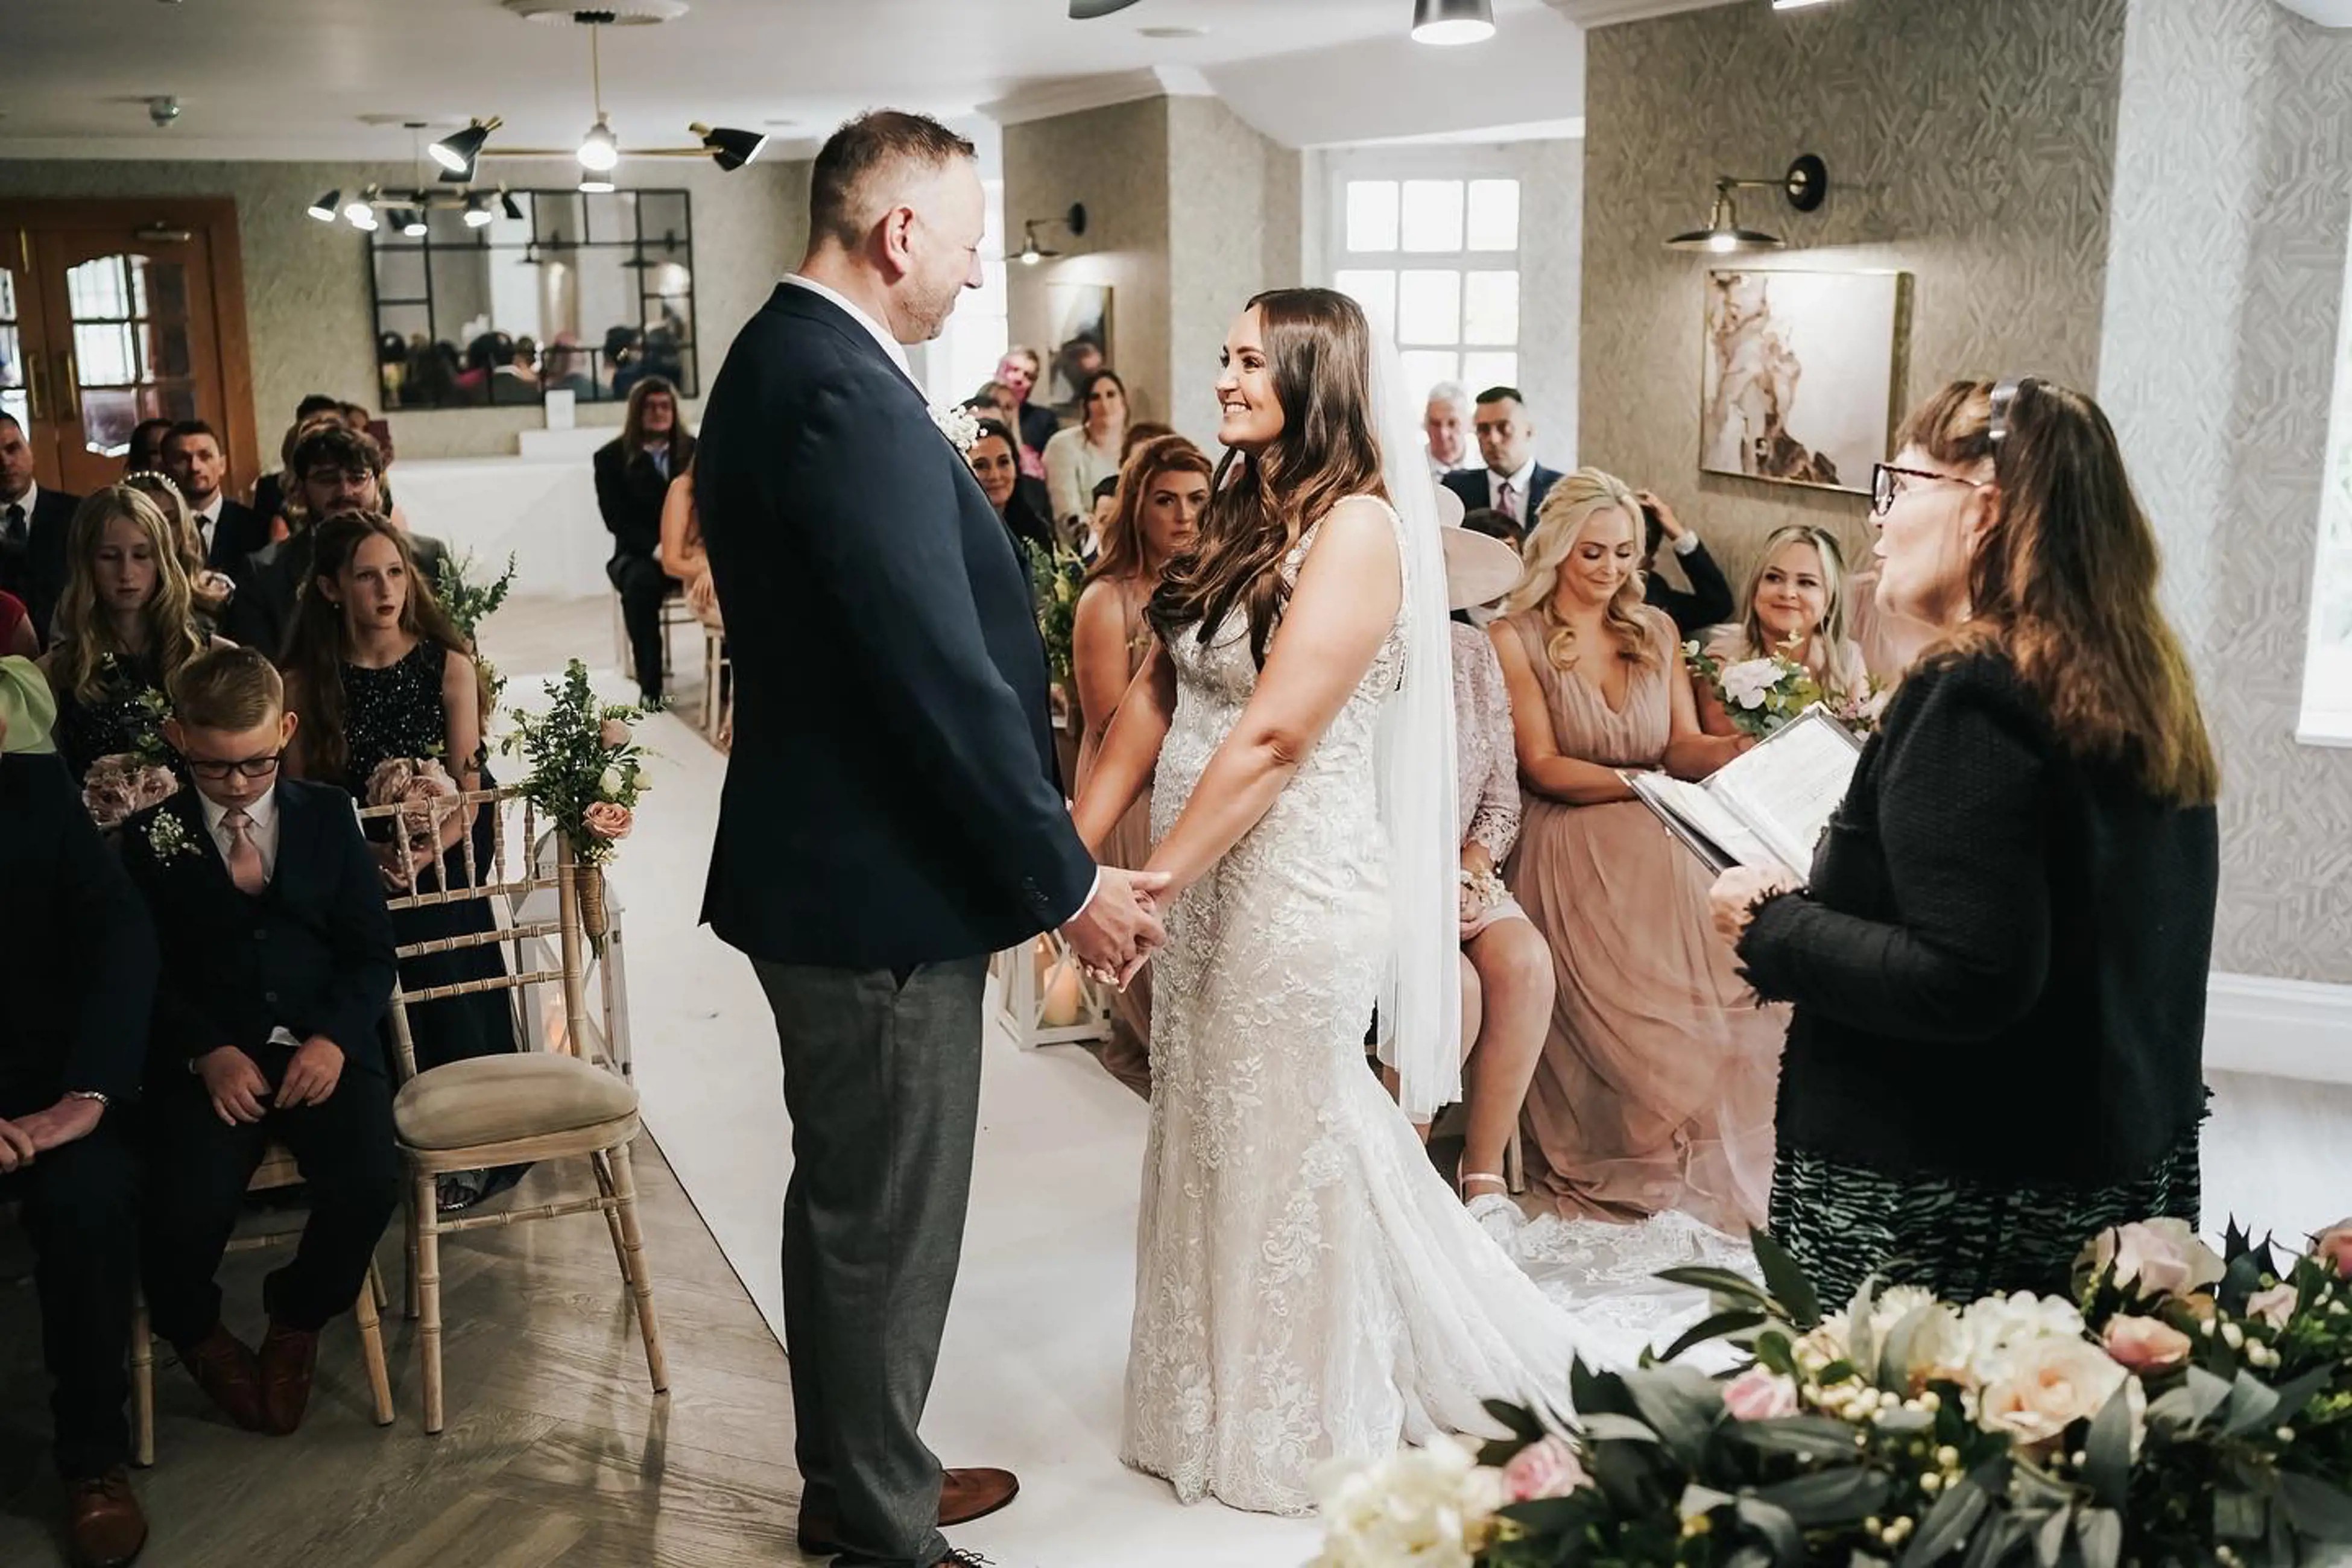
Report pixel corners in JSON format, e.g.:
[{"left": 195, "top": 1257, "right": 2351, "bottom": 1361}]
[
  {"left": 197, "top": 1046, "right": 272, "bottom": 1125},
  {"left": 0, "top": 1095, "right": 106, "bottom": 1171},
  {"left": 1060, "top": 865, "right": 1174, "bottom": 989},
  {"left": 277, "top": 1037, "right": 346, "bottom": 1109},
  {"left": 1708, "top": 865, "right": 1800, "bottom": 949}
]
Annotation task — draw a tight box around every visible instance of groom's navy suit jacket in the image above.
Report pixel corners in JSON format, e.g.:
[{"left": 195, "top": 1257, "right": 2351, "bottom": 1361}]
[{"left": 695, "top": 283, "right": 1095, "bottom": 970}]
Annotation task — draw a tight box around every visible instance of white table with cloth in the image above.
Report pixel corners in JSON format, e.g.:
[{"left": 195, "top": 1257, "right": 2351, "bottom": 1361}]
[{"left": 388, "top": 427, "right": 619, "bottom": 599}]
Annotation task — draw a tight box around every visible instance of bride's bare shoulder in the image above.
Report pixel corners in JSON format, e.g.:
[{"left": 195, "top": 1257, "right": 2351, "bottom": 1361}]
[{"left": 1307, "top": 493, "right": 1400, "bottom": 545}]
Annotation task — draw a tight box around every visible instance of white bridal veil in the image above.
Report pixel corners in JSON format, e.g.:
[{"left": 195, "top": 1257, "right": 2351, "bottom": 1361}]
[{"left": 1364, "top": 319, "right": 1464, "bottom": 1121}]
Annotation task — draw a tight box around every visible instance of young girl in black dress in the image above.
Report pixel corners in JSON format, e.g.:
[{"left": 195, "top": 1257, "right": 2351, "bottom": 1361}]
[{"left": 281, "top": 511, "right": 518, "bottom": 1210}]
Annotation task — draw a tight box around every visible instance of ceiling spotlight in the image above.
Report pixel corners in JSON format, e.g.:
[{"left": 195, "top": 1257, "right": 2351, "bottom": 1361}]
[
  {"left": 1411, "top": 0, "right": 1496, "bottom": 46},
  {"left": 397, "top": 208, "right": 428, "bottom": 238},
  {"left": 577, "top": 113, "right": 621, "bottom": 172},
  {"left": 691, "top": 122, "right": 767, "bottom": 171},
  {"left": 343, "top": 194, "right": 376, "bottom": 224},
  {"left": 308, "top": 189, "right": 341, "bottom": 223},
  {"left": 578, "top": 174, "right": 616, "bottom": 195},
  {"left": 1664, "top": 155, "right": 1827, "bottom": 254},
  {"left": 463, "top": 197, "right": 495, "bottom": 229},
  {"left": 500, "top": 191, "right": 525, "bottom": 221},
  {"left": 349, "top": 210, "right": 381, "bottom": 233},
  {"left": 429, "top": 117, "right": 501, "bottom": 179}
]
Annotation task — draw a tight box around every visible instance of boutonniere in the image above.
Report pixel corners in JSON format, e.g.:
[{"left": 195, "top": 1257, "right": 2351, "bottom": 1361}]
[
  {"left": 930, "top": 402, "right": 981, "bottom": 455},
  {"left": 145, "top": 808, "right": 201, "bottom": 862}
]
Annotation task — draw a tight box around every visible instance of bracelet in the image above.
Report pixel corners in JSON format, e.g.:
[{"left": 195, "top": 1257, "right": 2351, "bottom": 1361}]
[{"left": 64, "top": 1089, "right": 110, "bottom": 1108}]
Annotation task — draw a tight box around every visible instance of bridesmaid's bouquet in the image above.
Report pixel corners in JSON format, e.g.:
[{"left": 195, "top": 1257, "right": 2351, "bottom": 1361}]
[
  {"left": 1023, "top": 540, "right": 1087, "bottom": 686},
  {"left": 365, "top": 755, "right": 460, "bottom": 856},
  {"left": 1314, "top": 1219, "right": 2352, "bottom": 1568},
  {"left": 82, "top": 751, "right": 179, "bottom": 830},
  {"left": 1685, "top": 640, "right": 1888, "bottom": 741}
]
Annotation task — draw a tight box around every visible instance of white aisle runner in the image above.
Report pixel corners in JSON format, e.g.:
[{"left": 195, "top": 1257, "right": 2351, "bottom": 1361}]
[{"left": 594, "top": 699, "right": 1318, "bottom": 1568}]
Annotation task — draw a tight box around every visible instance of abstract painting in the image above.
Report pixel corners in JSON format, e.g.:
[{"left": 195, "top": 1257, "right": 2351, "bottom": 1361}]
[{"left": 1701, "top": 270, "right": 1906, "bottom": 495}]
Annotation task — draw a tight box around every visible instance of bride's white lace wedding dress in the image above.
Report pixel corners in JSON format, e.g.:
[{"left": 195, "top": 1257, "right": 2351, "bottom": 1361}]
[{"left": 1122, "top": 503, "right": 1693, "bottom": 1516}]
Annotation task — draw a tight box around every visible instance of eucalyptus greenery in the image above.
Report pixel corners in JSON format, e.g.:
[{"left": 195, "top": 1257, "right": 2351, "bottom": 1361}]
[
  {"left": 502, "top": 659, "right": 651, "bottom": 867},
  {"left": 1023, "top": 539, "right": 1087, "bottom": 684}
]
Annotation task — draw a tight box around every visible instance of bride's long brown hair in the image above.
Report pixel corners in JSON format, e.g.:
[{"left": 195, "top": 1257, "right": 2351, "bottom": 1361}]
[{"left": 1148, "top": 288, "right": 1388, "bottom": 668}]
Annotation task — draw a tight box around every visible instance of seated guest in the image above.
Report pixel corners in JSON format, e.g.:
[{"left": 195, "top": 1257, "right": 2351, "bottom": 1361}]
[
  {"left": 1692, "top": 523, "right": 1870, "bottom": 736},
  {"left": 247, "top": 394, "right": 344, "bottom": 526},
  {"left": 124, "top": 418, "right": 175, "bottom": 476},
  {"left": 0, "top": 661, "right": 159, "bottom": 1568},
  {"left": 121, "top": 470, "right": 234, "bottom": 637},
  {"left": 226, "top": 423, "right": 441, "bottom": 659},
  {"left": 1071, "top": 434, "right": 1210, "bottom": 1090},
  {"left": 595, "top": 377, "right": 692, "bottom": 705},
  {"left": 162, "top": 419, "right": 270, "bottom": 571},
  {"left": 1, "top": 410, "right": 81, "bottom": 647},
  {"left": 1443, "top": 525, "right": 1554, "bottom": 1231},
  {"left": 1085, "top": 474, "right": 1120, "bottom": 557},
  {"left": 969, "top": 379, "right": 1045, "bottom": 479},
  {"left": 659, "top": 456, "right": 719, "bottom": 625},
  {"left": 1424, "top": 380, "right": 1472, "bottom": 477},
  {"left": 334, "top": 405, "right": 415, "bottom": 533},
  {"left": 1490, "top": 469, "right": 1784, "bottom": 1233},
  {"left": 1043, "top": 368, "right": 1130, "bottom": 536},
  {"left": 997, "top": 344, "right": 1061, "bottom": 459},
  {"left": 1461, "top": 504, "right": 1524, "bottom": 554},
  {"left": 1633, "top": 490, "right": 1735, "bottom": 637},
  {"left": 540, "top": 335, "right": 595, "bottom": 401},
  {"left": 1118, "top": 420, "right": 1175, "bottom": 464},
  {"left": 280, "top": 512, "right": 516, "bottom": 1212},
  {"left": 1, "top": 587, "right": 34, "bottom": 658},
  {"left": 1443, "top": 386, "right": 1562, "bottom": 535},
  {"left": 122, "top": 646, "right": 399, "bottom": 1438},
  {"left": 39, "top": 485, "right": 220, "bottom": 782},
  {"left": 966, "top": 419, "right": 1056, "bottom": 554},
  {"left": 1715, "top": 379, "right": 2220, "bottom": 1302}
]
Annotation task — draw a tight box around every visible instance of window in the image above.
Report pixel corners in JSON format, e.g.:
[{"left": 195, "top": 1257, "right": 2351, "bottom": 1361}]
[
  {"left": 1, "top": 268, "right": 28, "bottom": 432},
  {"left": 2298, "top": 227, "right": 2352, "bottom": 747},
  {"left": 1330, "top": 170, "right": 1523, "bottom": 405}
]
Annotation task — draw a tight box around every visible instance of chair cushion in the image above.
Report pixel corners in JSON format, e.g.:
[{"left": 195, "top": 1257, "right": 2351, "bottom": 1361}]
[{"left": 394, "top": 1053, "right": 638, "bottom": 1151}]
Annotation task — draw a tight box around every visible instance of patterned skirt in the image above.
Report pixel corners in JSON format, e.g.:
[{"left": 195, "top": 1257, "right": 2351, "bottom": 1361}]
[{"left": 1768, "top": 1125, "right": 2204, "bottom": 1306}]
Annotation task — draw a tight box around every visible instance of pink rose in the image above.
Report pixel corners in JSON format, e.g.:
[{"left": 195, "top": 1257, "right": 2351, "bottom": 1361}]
[
  {"left": 1500, "top": 1436, "right": 1586, "bottom": 1503},
  {"left": 2093, "top": 1219, "right": 2225, "bottom": 1299},
  {"left": 2246, "top": 1284, "right": 2298, "bottom": 1330},
  {"left": 2312, "top": 1219, "right": 2352, "bottom": 1277},
  {"left": 1722, "top": 1367, "right": 1800, "bottom": 1421},
  {"left": 599, "top": 717, "right": 631, "bottom": 748},
  {"left": 2101, "top": 1314, "right": 2192, "bottom": 1374},
  {"left": 364, "top": 756, "right": 419, "bottom": 805},
  {"left": 82, "top": 753, "right": 179, "bottom": 829},
  {"left": 583, "top": 801, "right": 634, "bottom": 841},
  {"left": 370, "top": 756, "right": 457, "bottom": 846}
]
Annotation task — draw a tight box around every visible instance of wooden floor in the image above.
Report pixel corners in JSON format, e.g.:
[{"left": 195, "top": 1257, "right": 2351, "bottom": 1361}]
[{"left": 0, "top": 1136, "right": 820, "bottom": 1568}]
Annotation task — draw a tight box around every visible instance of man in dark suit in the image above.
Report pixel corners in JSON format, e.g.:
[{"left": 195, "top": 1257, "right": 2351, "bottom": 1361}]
[
  {"left": 120, "top": 648, "right": 397, "bottom": 1440},
  {"left": 159, "top": 420, "right": 269, "bottom": 572},
  {"left": 0, "top": 675, "right": 159, "bottom": 1568},
  {"left": 593, "top": 378, "right": 694, "bottom": 704},
  {"left": 0, "top": 411, "right": 82, "bottom": 648},
  {"left": 695, "top": 110, "right": 1167, "bottom": 1568},
  {"left": 224, "top": 423, "right": 441, "bottom": 657},
  {"left": 1634, "top": 489, "right": 1736, "bottom": 636},
  {"left": 1441, "top": 386, "right": 1563, "bottom": 538}
]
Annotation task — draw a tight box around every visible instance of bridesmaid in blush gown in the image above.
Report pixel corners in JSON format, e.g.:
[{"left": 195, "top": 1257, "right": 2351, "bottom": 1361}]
[
  {"left": 1070, "top": 434, "right": 1210, "bottom": 1092},
  {"left": 1488, "top": 468, "right": 1787, "bottom": 1239}
]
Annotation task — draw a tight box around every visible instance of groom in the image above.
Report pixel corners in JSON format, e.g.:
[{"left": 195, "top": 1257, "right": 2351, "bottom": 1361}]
[{"left": 695, "top": 110, "right": 1168, "bottom": 1568}]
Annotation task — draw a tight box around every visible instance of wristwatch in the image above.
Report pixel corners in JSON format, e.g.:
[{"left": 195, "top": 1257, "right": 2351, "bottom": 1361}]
[{"left": 64, "top": 1089, "right": 110, "bottom": 1108}]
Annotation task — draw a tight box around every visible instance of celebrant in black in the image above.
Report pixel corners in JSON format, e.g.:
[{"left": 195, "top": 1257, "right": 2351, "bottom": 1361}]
[{"left": 1709, "top": 379, "right": 2221, "bottom": 1303}]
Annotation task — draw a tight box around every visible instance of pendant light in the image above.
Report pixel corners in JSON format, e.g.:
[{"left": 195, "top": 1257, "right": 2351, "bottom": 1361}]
[{"left": 1411, "top": 0, "right": 1495, "bottom": 46}]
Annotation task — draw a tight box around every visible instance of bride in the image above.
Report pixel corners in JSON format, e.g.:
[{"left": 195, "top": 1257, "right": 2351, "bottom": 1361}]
[{"left": 1072, "top": 289, "right": 1609, "bottom": 1516}]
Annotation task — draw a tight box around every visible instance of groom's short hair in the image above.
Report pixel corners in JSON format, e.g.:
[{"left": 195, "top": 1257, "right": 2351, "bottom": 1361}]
[{"left": 810, "top": 110, "right": 977, "bottom": 252}]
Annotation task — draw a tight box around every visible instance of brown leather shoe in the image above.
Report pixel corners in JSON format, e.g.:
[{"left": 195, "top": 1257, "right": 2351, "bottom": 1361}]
[
  {"left": 66, "top": 1468, "right": 148, "bottom": 1567},
  {"left": 798, "top": 1467, "right": 1020, "bottom": 1556},
  {"left": 177, "top": 1324, "right": 267, "bottom": 1432},
  {"left": 257, "top": 1321, "right": 321, "bottom": 1436}
]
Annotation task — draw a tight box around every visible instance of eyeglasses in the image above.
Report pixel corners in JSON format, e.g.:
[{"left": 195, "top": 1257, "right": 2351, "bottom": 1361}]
[
  {"left": 183, "top": 752, "right": 283, "bottom": 781},
  {"left": 1870, "top": 462, "right": 1990, "bottom": 519}
]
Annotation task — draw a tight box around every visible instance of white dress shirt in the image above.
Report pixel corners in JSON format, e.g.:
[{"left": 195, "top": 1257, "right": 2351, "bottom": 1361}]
[
  {"left": 197, "top": 786, "right": 302, "bottom": 1049},
  {"left": 780, "top": 272, "right": 1102, "bottom": 924},
  {"left": 2, "top": 479, "right": 39, "bottom": 534},
  {"left": 1483, "top": 458, "right": 1539, "bottom": 522},
  {"left": 192, "top": 492, "right": 225, "bottom": 553}
]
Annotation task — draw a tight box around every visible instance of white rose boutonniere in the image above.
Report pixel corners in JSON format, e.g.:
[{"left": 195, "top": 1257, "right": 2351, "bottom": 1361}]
[
  {"left": 931, "top": 402, "right": 981, "bottom": 455},
  {"left": 145, "top": 809, "right": 201, "bottom": 862}
]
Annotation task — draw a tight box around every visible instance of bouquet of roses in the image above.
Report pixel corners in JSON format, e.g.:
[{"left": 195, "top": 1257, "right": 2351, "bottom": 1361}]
[
  {"left": 365, "top": 755, "right": 460, "bottom": 857},
  {"left": 82, "top": 751, "right": 180, "bottom": 830},
  {"left": 1023, "top": 540, "right": 1087, "bottom": 686},
  {"left": 1314, "top": 1219, "right": 2352, "bottom": 1568},
  {"left": 1686, "top": 640, "right": 1891, "bottom": 741}
]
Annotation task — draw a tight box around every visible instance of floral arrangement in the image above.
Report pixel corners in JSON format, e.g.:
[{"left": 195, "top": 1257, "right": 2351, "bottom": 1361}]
[
  {"left": 1684, "top": 640, "right": 1888, "bottom": 741},
  {"left": 931, "top": 402, "right": 982, "bottom": 455},
  {"left": 365, "top": 755, "right": 460, "bottom": 856},
  {"left": 83, "top": 751, "right": 180, "bottom": 830},
  {"left": 1023, "top": 539, "right": 1087, "bottom": 686},
  {"left": 1314, "top": 1219, "right": 2352, "bottom": 1568},
  {"left": 505, "top": 660, "right": 650, "bottom": 947},
  {"left": 144, "top": 809, "right": 200, "bottom": 861},
  {"left": 435, "top": 549, "right": 517, "bottom": 706}
]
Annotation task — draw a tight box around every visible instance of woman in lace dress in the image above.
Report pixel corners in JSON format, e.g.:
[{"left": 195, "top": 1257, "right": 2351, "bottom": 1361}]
[
  {"left": 1072, "top": 289, "right": 1580, "bottom": 1517},
  {"left": 1489, "top": 469, "right": 1786, "bottom": 1236},
  {"left": 1071, "top": 434, "right": 1210, "bottom": 1091}
]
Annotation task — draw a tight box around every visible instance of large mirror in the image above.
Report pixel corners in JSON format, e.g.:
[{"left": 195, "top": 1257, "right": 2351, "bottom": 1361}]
[{"left": 368, "top": 188, "right": 695, "bottom": 410}]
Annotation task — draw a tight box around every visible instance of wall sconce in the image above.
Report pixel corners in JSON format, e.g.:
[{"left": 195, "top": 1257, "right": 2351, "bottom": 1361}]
[
  {"left": 1016, "top": 203, "right": 1089, "bottom": 266},
  {"left": 1665, "top": 154, "right": 1828, "bottom": 254}
]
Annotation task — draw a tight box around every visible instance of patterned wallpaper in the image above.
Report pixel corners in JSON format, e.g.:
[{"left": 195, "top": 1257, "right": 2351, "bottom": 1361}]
[
  {"left": 1578, "top": 0, "right": 2128, "bottom": 590},
  {"left": 0, "top": 156, "right": 810, "bottom": 461},
  {"left": 1166, "top": 95, "right": 1306, "bottom": 446},
  {"left": 2099, "top": 0, "right": 2352, "bottom": 984}
]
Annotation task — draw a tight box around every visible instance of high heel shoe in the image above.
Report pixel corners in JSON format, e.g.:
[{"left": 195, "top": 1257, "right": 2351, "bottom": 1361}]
[{"left": 1459, "top": 1171, "right": 1523, "bottom": 1247}]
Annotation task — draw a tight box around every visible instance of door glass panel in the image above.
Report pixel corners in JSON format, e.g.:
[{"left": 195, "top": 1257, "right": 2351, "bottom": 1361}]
[
  {"left": 0, "top": 268, "right": 24, "bottom": 430},
  {"left": 64, "top": 253, "right": 195, "bottom": 458}
]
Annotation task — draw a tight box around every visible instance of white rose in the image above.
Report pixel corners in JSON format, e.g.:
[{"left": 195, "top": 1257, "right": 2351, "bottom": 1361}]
[
  {"left": 1977, "top": 1337, "right": 2131, "bottom": 1449},
  {"left": 2093, "top": 1219, "right": 2226, "bottom": 1300},
  {"left": 1311, "top": 1436, "right": 1497, "bottom": 1568},
  {"left": 1959, "top": 1292, "right": 2088, "bottom": 1386},
  {"left": 598, "top": 765, "right": 624, "bottom": 799}
]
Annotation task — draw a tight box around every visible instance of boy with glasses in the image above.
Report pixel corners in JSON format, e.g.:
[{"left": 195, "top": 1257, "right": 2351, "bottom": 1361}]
[{"left": 119, "top": 646, "right": 399, "bottom": 1438}]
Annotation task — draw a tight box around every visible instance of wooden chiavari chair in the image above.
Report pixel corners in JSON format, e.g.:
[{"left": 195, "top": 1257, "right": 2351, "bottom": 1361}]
[{"left": 360, "top": 785, "right": 666, "bottom": 1435}]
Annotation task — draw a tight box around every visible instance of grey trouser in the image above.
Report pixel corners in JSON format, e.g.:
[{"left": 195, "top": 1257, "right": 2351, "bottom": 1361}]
[{"left": 753, "top": 956, "right": 988, "bottom": 1568}]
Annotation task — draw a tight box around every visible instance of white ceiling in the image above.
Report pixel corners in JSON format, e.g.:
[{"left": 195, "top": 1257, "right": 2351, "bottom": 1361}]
[{"left": 0, "top": 0, "right": 1737, "bottom": 162}]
